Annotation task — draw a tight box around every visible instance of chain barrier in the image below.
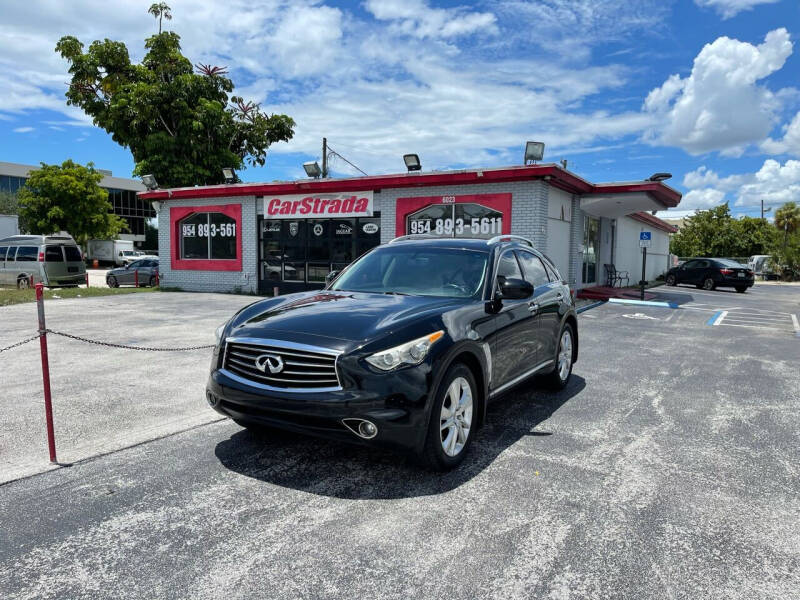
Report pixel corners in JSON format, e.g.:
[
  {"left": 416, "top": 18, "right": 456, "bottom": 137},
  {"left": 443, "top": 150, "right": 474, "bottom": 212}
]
[
  {"left": 0, "top": 334, "right": 41, "bottom": 354},
  {"left": 45, "top": 329, "right": 215, "bottom": 352}
]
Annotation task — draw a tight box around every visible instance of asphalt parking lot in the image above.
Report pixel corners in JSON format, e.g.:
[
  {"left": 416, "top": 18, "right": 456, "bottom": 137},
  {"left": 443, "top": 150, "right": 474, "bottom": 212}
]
[{"left": 1, "top": 284, "right": 798, "bottom": 599}]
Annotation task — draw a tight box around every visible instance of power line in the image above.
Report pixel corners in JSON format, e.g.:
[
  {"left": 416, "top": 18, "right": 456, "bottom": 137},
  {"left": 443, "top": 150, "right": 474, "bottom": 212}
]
[{"left": 325, "top": 144, "right": 368, "bottom": 176}]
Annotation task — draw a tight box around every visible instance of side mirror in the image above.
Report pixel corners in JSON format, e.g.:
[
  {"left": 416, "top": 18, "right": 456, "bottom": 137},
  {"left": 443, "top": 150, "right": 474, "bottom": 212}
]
[
  {"left": 325, "top": 270, "right": 340, "bottom": 286},
  {"left": 497, "top": 277, "right": 533, "bottom": 300}
]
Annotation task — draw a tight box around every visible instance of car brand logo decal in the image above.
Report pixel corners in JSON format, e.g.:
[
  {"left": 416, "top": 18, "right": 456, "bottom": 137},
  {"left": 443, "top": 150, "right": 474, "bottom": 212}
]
[
  {"left": 313, "top": 223, "right": 324, "bottom": 236},
  {"left": 255, "top": 353, "right": 284, "bottom": 374},
  {"left": 289, "top": 222, "right": 298, "bottom": 237},
  {"left": 362, "top": 222, "right": 379, "bottom": 234}
]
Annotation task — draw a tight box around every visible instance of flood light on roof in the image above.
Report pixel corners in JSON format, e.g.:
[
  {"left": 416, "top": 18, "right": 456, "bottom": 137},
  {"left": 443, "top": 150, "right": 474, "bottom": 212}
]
[
  {"left": 303, "top": 161, "right": 322, "bottom": 178},
  {"left": 403, "top": 154, "right": 421, "bottom": 172},
  {"left": 524, "top": 141, "right": 545, "bottom": 164}
]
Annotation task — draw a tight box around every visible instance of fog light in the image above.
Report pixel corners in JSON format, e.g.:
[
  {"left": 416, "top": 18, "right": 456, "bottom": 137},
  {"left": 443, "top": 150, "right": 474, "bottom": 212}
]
[
  {"left": 358, "top": 421, "right": 377, "bottom": 439},
  {"left": 206, "top": 391, "right": 217, "bottom": 407}
]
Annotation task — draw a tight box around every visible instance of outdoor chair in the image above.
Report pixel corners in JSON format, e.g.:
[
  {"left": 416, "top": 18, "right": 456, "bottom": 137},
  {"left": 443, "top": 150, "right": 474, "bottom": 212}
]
[{"left": 604, "top": 264, "right": 630, "bottom": 287}]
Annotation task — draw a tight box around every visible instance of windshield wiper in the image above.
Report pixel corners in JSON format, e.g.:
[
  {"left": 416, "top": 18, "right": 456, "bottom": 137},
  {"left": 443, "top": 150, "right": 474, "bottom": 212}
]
[{"left": 383, "top": 291, "right": 411, "bottom": 296}]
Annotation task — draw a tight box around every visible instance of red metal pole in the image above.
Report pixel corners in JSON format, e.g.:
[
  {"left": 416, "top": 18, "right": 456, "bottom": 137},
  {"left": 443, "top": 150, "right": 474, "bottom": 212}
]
[
  {"left": 134, "top": 269, "right": 139, "bottom": 288},
  {"left": 29, "top": 275, "right": 34, "bottom": 288},
  {"left": 155, "top": 271, "right": 160, "bottom": 287},
  {"left": 85, "top": 272, "right": 90, "bottom": 287},
  {"left": 35, "top": 284, "right": 57, "bottom": 463}
]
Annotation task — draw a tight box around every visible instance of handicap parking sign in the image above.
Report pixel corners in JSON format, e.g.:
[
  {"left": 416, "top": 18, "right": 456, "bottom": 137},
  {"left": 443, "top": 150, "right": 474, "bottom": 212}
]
[{"left": 639, "top": 231, "right": 651, "bottom": 248}]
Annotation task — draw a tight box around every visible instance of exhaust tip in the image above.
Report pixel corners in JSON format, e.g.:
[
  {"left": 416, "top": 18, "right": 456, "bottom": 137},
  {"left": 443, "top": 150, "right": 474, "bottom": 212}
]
[{"left": 342, "top": 418, "right": 378, "bottom": 439}]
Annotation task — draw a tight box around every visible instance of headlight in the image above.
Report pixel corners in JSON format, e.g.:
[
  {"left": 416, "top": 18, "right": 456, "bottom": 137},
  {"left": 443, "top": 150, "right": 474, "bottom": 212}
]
[
  {"left": 365, "top": 331, "right": 444, "bottom": 371},
  {"left": 215, "top": 323, "right": 226, "bottom": 344}
]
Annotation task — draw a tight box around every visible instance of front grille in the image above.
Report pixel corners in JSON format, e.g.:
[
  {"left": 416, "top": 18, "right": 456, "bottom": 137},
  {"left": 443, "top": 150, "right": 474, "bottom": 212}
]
[{"left": 223, "top": 338, "right": 341, "bottom": 391}]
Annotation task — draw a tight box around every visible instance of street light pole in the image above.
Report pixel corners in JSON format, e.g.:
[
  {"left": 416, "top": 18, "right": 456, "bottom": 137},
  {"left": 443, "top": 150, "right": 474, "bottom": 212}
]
[
  {"left": 761, "top": 199, "right": 771, "bottom": 220},
  {"left": 322, "top": 137, "right": 328, "bottom": 178}
]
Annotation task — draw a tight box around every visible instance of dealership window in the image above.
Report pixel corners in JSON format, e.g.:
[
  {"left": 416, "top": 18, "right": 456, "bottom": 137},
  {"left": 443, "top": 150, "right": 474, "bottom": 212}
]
[
  {"left": 259, "top": 214, "right": 381, "bottom": 286},
  {"left": 407, "top": 203, "right": 503, "bottom": 239},
  {"left": 179, "top": 212, "right": 237, "bottom": 260}
]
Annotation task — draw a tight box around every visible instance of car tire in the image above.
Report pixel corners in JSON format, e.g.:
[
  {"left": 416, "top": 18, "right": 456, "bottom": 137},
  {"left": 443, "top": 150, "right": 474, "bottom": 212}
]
[
  {"left": 107, "top": 275, "right": 118, "bottom": 288},
  {"left": 542, "top": 322, "right": 575, "bottom": 390},
  {"left": 703, "top": 277, "right": 715, "bottom": 291},
  {"left": 735, "top": 286, "right": 746, "bottom": 293},
  {"left": 421, "top": 363, "right": 477, "bottom": 471},
  {"left": 17, "top": 276, "right": 31, "bottom": 290},
  {"left": 666, "top": 274, "right": 676, "bottom": 286}
]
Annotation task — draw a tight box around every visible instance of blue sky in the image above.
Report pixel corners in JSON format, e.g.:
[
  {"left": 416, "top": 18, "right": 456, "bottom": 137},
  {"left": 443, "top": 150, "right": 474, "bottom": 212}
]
[{"left": 1, "top": 0, "right": 799, "bottom": 219}]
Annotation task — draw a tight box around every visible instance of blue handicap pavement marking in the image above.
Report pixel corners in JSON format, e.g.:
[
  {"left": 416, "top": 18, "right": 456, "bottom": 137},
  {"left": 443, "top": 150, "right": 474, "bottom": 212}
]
[{"left": 706, "top": 311, "right": 722, "bottom": 326}]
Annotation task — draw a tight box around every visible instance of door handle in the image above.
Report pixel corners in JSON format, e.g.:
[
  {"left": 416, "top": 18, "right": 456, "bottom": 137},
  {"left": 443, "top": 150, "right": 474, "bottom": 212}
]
[{"left": 528, "top": 301, "right": 539, "bottom": 313}]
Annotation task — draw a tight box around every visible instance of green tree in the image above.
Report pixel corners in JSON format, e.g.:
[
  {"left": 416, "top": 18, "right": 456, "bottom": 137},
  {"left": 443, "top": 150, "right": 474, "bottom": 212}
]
[
  {"left": 0, "top": 191, "right": 28, "bottom": 233},
  {"left": 55, "top": 4, "right": 294, "bottom": 188},
  {"left": 669, "top": 204, "right": 776, "bottom": 258},
  {"left": 17, "top": 160, "right": 128, "bottom": 246},
  {"left": 148, "top": 2, "right": 172, "bottom": 34},
  {"left": 774, "top": 202, "right": 800, "bottom": 249}
]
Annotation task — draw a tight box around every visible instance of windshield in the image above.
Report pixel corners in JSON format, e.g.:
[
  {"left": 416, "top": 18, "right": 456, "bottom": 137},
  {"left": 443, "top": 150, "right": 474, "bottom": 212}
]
[{"left": 331, "top": 246, "right": 488, "bottom": 298}]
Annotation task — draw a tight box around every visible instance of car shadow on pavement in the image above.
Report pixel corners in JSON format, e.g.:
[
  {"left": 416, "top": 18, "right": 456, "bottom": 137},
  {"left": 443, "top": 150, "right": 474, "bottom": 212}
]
[{"left": 214, "top": 375, "right": 586, "bottom": 500}]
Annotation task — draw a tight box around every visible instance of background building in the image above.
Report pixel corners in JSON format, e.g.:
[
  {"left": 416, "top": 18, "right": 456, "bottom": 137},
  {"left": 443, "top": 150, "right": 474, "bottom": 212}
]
[
  {"left": 141, "top": 163, "right": 680, "bottom": 294},
  {"left": 0, "top": 161, "right": 153, "bottom": 246}
]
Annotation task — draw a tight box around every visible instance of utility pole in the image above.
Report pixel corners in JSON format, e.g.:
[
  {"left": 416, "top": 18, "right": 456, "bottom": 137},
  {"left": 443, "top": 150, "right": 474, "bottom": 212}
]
[
  {"left": 322, "top": 137, "right": 328, "bottom": 178},
  {"left": 761, "top": 199, "right": 771, "bottom": 220}
]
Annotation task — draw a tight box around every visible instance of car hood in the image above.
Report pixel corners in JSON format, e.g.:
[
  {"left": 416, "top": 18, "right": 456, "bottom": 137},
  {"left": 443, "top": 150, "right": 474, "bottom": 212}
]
[{"left": 229, "top": 290, "right": 466, "bottom": 345}]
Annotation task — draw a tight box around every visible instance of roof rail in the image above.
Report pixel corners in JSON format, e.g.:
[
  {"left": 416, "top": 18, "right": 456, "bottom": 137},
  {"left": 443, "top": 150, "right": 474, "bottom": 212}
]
[
  {"left": 486, "top": 235, "right": 534, "bottom": 248},
  {"left": 388, "top": 234, "right": 442, "bottom": 244}
]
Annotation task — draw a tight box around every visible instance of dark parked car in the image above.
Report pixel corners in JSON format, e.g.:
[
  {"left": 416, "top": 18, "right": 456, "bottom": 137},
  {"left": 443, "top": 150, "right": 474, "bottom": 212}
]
[
  {"left": 666, "top": 258, "right": 754, "bottom": 292},
  {"left": 207, "top": 235, "right": 578, "bottom": 470},
  {"left": 106, "top": 258, "right": 159, "bottom": 287}
]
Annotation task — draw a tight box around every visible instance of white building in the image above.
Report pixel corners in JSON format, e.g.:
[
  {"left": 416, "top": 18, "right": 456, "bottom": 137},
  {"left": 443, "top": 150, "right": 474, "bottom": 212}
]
[
  {"left": 0, "top": 161, "right": 151, "bottom": 246},
  {"left": 140, "top": 163, "right": 680, "bottom": 294}
]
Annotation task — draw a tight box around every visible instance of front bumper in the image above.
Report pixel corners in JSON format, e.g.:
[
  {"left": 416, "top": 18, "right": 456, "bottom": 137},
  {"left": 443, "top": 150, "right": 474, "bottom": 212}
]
[{"left": 206, "top": 366, "right": 433, "bottom": 454}]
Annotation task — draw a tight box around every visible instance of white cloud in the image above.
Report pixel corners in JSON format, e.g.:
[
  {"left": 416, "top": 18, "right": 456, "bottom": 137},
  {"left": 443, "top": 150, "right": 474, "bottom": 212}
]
[
  {"left": 680, "top": 188, "right": 726, "bottom": 209},
  {"left": 761, "top": 111, "right": 800, "bottom": 156},
  {"left": 12, "top": 126, "right": 35, "bottom": 133},
  {"left": 364, "top": 0, "right": 498, "bottom": 39},
  {"left": 735, "top": 159, "right": 800, "bottom": 207},
  {"left": 643, "top": 28, "right": 793, "bottom": 154},
  {"left": 694, "top": 0, "right": 780, "bottom": 20},
  {"left": 681, "top": 159, "right": 800, "bottom": 210},
  {"left": 493, "top": 0, "right": 671, "bottom": 60}
]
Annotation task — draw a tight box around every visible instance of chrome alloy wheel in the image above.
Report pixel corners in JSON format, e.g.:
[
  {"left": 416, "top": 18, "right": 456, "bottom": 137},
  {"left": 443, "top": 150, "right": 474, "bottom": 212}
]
[
  {"left": 440, "top": 376, "right": 473, "bottom": 457},
  {"left": 557, "top": 329, "right": 573, "bottom": 381}
]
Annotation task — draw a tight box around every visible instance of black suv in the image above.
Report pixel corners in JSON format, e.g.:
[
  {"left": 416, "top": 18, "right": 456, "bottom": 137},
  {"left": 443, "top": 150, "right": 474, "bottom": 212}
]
[{"left": 207, "top": 235, "right": 578, "bottom": 470}]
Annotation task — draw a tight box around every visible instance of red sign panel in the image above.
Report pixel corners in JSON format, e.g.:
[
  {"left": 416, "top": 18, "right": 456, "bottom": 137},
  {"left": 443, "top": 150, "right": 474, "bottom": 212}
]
[
  {"left": 264, "top": 192, "right": 373, "bottom": 219},
  {"left": 396, "top": 193, "right": 512, "bottom": 237}
]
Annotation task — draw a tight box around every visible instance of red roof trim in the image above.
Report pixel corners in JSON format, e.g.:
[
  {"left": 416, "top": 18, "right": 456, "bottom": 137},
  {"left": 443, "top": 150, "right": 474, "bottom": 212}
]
[
  {"left": 628, "top": 211, "right": 678, "bottom": 233},
  {"left": 139, "top": 163, "right": 681, "bottom": 209}
]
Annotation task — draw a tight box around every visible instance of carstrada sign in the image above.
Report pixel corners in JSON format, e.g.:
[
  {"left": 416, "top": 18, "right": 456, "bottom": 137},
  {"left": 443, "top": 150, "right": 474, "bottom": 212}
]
[{"left": 264, "top": 192, "right": 373, "bottom": 219}]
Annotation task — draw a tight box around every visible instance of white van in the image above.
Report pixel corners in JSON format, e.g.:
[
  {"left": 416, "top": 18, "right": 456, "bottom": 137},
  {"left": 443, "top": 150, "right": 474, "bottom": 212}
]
[{"left": 0, "top": 234, "right": 86, "bottom": 288}]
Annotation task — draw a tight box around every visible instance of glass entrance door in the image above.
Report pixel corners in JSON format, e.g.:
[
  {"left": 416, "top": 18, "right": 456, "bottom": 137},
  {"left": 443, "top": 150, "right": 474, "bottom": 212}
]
[
  {"left": 258, "top": 214, "right": 381, "bottom": 293},
  {"left": 582, "top": 216, "right": 600, "bottom": 285}
]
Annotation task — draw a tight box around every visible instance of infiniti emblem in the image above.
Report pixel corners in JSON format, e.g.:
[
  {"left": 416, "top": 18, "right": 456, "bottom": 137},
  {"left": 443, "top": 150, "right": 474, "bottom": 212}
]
[{"left": 255, "top": 353, "right": 284, "bottom": 374}]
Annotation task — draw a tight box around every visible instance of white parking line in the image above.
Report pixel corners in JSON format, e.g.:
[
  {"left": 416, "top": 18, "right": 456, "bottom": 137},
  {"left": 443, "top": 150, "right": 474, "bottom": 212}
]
[
  {"left": 792, "top": 314, "right": 799, "bottom": 334},
  {"left": 712, "top": 311, "right": 728, "bottom": 326},
  {"left": 713, "top": 310, "right": 797, "bottom": 333}
]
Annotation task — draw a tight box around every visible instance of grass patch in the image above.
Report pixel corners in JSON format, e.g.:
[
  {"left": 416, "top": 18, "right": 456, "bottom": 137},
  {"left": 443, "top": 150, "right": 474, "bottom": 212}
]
[{"left": 0, "top": 286, "right": 159, "bottom": 307}]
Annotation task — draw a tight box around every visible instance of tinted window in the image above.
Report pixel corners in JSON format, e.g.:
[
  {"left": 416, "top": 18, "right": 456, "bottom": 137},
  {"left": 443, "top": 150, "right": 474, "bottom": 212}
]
[
  {"left": 697, "top": 260, "right": 710, "bottom": 268},
  {"left": 331, "top": 247, "right": 488, "bottom": 298},
  {"left": 517, "top": 251, "right": 550, "bottom": 287},
  {"left": 64, "top": 246, "right": 82, "bottom": 262},
  {"left": 0, "top": 246, "right": 7, "bottom": 261},
  {"left": 496, "top": 252, "right": 522, "bottom": 281},
  {"left": 45, "top": 246, "right": 64, "bottom": 262},
  {"left": 15, "top": 246, "right": 38, "bottom": 262},
  {"left": 715, "top": 259, "right": 746, "bottom": 268},
  {"left": 128, "top": 260, "right": 144, "bottom": 269},
  {"left": 682, "top": 260, "right": 699, "bottom": 269}
]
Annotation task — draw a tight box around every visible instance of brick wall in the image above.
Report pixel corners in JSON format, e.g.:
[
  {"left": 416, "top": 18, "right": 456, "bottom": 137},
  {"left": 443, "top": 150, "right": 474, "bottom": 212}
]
[
  {"left": 376, "top": 180, "right": 549, "bottom": 244},
  {"left": 155, "top": 179, "right": 574, "bottom": 293},
  {"left": 157, "top": 195, "right": 259, "bottom": 293}
]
